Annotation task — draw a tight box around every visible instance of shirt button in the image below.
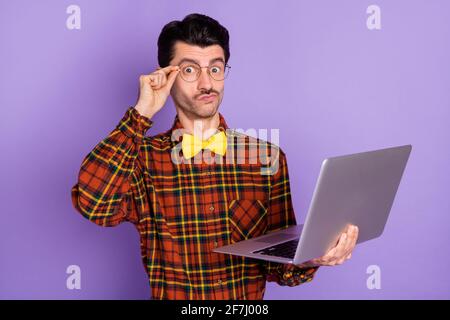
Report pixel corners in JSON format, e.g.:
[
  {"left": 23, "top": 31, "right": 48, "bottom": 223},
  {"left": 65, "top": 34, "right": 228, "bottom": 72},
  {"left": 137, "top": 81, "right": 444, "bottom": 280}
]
[
  {"left": 217, "top": 279, "right": 222, "bottom": 285},
  {"left": 209, "top": 205, "right": 214, "bottom": 212},
  {"left": 213, "top": 241, "right": 218, "bottom": 248}
]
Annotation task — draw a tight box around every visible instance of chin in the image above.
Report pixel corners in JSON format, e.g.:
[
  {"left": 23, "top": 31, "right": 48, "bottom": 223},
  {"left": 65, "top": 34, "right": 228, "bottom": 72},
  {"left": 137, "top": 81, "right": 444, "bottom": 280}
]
[{"left": 193, "top": 102, "right": 219, "bottom": 117}]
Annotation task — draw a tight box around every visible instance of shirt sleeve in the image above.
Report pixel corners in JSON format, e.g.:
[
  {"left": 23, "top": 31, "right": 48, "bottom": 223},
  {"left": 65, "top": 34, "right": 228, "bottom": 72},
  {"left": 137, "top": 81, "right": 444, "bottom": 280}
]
[
  {"left": 261, "top": 146, "right": 320, "bottom": 286},
  {"left": 71, "top": 107, "right": 153, "bottom": 227}
]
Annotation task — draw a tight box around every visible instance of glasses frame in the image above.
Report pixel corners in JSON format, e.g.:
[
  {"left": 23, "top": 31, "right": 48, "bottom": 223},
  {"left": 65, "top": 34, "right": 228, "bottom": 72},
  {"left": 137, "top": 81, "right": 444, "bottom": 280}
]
[{"left": 177, "top": 61, "right": 231, "bottom": 82}]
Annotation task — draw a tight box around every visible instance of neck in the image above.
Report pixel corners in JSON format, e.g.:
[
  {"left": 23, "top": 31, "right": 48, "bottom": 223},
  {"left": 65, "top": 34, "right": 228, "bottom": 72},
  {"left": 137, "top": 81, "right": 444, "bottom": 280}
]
[{"left": 176, "top": 108, "right": 220, "bottom": 140}]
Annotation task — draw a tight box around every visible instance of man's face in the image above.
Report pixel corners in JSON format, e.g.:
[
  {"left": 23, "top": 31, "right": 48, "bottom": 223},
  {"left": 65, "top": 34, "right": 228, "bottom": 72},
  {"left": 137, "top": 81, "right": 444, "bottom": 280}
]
[{"left": 169, "top": 41, "right": 226, "bottom": 119}]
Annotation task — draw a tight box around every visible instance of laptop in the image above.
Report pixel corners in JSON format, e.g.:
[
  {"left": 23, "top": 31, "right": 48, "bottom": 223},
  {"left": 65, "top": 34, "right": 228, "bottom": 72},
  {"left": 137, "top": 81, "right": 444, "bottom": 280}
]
[{"left": 213, "top": 144, "right": 412, "bottom": 265}]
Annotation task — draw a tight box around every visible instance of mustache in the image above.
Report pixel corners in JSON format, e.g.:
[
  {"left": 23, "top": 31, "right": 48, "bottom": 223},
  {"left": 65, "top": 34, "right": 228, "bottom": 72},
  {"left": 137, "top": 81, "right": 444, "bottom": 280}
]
[{"left": 196, "top": 90, "right": 219, "bottom": 98}]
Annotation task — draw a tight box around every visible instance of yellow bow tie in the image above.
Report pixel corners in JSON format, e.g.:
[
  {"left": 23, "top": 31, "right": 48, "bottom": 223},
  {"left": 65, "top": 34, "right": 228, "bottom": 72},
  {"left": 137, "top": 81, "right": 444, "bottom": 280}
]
[{"left": 181, "top": 131, "right": 227, "bottom": 159}]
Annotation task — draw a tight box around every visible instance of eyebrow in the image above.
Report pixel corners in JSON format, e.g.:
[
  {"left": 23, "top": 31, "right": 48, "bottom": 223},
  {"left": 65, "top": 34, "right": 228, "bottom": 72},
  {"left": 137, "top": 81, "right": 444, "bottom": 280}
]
[{"left": 177, "top": 57, "right": 225, "bottom": 65}]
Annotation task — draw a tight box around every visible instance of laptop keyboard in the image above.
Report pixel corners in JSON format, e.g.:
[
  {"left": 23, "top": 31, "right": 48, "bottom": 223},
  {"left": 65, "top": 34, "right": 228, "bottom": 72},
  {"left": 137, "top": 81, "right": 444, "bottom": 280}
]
[{"left": 253, "top": 239, "right": 299, "bottom": 259}]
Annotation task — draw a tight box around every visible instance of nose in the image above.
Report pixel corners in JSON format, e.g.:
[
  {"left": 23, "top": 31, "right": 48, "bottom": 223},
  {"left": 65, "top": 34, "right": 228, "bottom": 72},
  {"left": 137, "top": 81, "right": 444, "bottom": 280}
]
[{"left": 197, "top": 68, "right": 213, "bottom": 91}]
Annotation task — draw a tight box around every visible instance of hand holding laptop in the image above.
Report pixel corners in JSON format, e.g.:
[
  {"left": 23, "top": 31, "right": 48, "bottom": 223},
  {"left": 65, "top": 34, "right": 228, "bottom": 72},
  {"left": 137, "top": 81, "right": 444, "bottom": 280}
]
[
  {"left": 296, "top": 224, "right": 359, "bottom": 268},
  {"left": 214, "top": 145, "right": 411, "bottom": 267}
]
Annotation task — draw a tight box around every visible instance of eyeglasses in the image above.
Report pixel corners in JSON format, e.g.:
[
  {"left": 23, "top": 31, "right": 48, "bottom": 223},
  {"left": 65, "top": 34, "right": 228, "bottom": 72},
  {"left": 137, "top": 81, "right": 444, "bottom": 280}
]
[{"left": 178, "top": 61, "right": 231, "bottom": 82}]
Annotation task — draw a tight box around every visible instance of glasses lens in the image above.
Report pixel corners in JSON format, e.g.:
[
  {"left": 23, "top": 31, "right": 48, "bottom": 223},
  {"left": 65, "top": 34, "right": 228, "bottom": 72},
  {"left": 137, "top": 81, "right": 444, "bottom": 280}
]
[
  {"left": 209, "top": 63, "right": 230, "bottom": 81},
  {"left": 178, "top": 62, "right": 230, "bottom": 81},
  {"left": 180, "top": 63, "right": 200, "bottom": 82},
  {"left": 209, "top": 63, "right": 224, "bottom": 81}
]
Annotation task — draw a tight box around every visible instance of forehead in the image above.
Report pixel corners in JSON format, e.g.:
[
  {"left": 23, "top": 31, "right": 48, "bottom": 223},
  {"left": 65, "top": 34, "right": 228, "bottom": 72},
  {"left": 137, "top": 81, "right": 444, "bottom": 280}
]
[{"left": 171, "top": 42, "right": 225, "bottom": 64}]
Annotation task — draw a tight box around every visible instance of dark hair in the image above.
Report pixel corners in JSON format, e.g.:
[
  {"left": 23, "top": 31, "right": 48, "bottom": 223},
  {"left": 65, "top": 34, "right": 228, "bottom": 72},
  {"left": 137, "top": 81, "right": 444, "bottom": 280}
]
[{"left": 157, "top": 13, "right": 230, "bottom": 67}]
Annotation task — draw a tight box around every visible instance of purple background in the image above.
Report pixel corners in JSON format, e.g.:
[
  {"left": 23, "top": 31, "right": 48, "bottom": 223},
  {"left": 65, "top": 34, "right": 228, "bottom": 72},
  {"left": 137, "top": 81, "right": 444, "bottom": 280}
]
[{"left": 1, "top": 0, "right": 449, "bottom": 299}]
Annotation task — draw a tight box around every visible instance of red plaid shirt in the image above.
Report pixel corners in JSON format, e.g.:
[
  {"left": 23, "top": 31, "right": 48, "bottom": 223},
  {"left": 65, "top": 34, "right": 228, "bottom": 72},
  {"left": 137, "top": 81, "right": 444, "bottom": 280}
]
[{"left": 71, "top": 107, "right": 319, "bottom": 299}]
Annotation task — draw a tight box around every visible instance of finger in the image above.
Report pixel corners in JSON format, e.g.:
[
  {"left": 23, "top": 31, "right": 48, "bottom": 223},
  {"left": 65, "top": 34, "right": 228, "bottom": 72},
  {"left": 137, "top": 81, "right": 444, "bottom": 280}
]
[
  {"left": 339, "top": 240, "right": 356, "bottom": 264},
  {"left": 332, "top": 232, "right": 352, "bottom": 263},
  {"left": 321, "top": 246, "right": 338, "bottom": 265},
  {"left": 341, "top": 225, "right": 356, "bottom": 246},
  {"left": 159, "top": 65, "right": 180, "bottom": 75},
  {"left": 324, "top": 245, "right": 337, "bottom": 259},
  {"left": 345, "top": 226, "right": 359, "bottom": 255},
  {"left": 147, "top": 74, "right": 159, "bottom": 87},
  {"left": 343, "top": 228, "right": 356, "bottom": 253},
  {"left": 348, "top": 224, "right": 358, "bottom": 238},
  {"left": 353, "top": 225, "right": 359, "bottom": 243},
  {"left": 155, "top": 73, "right": 164, "bottom": 89},
  {"left": 351, "top": 226, "right": 359, "bottom": 245},
  {"left": 151, "top": 73, "right": 165, "bottom": 90},
  {"left": 335, "top": 232, "right": 349, "bottom": 257},
  {"left": 342, "top": 245, "right": 354, "bottom": 260},
  {"left": 322, "top": 231, "right": 350, "bottom": 266},
  {"left": 142, "top": 75, "right": 157, "bottom": 90}
]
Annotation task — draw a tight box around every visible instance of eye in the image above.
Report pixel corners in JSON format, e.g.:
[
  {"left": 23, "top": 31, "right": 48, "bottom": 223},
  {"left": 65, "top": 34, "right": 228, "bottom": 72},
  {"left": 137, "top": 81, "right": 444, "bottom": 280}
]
[
  {"left": 184, "top": 66, "right": 194, "bottom": 74},
  {"left": 210, "top": 66, "right": 221, "bottom": 73}
]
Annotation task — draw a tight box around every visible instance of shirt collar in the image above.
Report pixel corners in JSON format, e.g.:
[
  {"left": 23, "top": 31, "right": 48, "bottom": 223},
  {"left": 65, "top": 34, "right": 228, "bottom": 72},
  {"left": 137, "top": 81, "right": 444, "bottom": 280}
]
[{"left": 167, "top": 112, "right": 229, "bottom": 148}]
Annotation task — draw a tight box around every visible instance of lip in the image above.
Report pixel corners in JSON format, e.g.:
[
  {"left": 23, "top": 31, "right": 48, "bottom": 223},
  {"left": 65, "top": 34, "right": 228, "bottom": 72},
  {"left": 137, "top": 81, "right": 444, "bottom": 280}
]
[{"left": 197, "top": 94, "right": 217, "bottom": 102}]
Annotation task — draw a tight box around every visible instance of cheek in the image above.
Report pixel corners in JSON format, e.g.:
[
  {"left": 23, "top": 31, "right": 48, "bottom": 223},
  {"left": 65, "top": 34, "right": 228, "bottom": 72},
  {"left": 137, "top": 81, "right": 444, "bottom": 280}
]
[
  {"left": 217, "top": 83, "right": 225, "bottom": 94},
  {"left": 172, "top": 80, "right": 185, "bottom": 95},
  {"left": 172, "top": 82, "right": 195, "bottom": 101}
]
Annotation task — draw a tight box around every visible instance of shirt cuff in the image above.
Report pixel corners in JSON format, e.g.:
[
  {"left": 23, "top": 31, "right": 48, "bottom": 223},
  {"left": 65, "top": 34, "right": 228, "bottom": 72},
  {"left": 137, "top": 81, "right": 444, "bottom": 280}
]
[
  {"left": 116, "top": 107, "right": 153, "bottom": 143},
  {"left": 266, "top": 263, "right": 319, "bottom": 287}
]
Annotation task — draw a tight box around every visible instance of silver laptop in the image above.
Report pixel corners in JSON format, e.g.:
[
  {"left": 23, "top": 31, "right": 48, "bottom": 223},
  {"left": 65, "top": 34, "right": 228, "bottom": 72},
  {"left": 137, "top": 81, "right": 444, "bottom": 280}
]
[{"left": 213, "top": 144, "right": 412, "bottom": 265}]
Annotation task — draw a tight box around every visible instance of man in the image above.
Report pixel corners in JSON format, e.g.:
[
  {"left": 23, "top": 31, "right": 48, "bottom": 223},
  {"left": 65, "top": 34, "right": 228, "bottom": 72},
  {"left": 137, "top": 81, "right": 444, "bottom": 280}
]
[{"left": 71, "top": 13, "right": 359, "bottom": 300}]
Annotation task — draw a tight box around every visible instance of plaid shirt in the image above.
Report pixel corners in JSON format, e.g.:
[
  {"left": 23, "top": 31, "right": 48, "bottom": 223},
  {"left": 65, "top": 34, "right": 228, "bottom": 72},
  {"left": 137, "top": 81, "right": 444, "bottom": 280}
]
[{"left": 71, "top": 107, "right": 319, "bottom": 300}]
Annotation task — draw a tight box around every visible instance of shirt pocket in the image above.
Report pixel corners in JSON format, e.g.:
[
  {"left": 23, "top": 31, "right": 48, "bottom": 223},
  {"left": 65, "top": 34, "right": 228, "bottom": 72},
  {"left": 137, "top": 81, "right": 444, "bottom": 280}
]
[{"left": 227, "top": 199, "right": 268, "bottom": 244}]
